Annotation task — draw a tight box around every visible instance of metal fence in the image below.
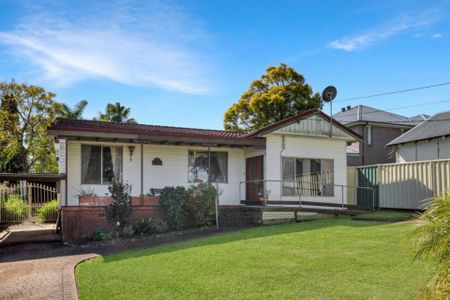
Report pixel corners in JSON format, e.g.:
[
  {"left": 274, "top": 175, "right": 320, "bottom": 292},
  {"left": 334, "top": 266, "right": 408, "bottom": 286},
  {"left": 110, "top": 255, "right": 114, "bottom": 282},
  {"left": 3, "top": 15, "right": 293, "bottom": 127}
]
[
  {"left": 239, "top": 179, "right": 376, "bottom": 210},
  {"left": 0, "top": 182, "right": 59, "bottom": 223},
  {"left": 351, "top": 158, "right": 450, "bottom": 210}
]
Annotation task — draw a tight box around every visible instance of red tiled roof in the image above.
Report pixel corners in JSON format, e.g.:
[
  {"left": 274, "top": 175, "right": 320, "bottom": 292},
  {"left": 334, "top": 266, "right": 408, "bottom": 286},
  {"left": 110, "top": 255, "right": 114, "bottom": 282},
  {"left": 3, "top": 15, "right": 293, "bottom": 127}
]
[{"left": 49, "top": 118, "right": 252, "bottom": 140}]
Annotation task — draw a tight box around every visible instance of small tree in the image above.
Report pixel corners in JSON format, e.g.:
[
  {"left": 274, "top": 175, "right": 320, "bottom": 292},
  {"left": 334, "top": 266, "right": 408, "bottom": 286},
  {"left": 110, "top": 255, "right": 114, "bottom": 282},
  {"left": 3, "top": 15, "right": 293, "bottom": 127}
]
[
  {"left": 186, "top": 183, "right": 222, "bottom": 227},
  {"left": 106, "top": 180, "right": 132, "bottom": 232},
  {"left": 159, "top": 186, "right": 189, "bottom": 230},
  {"left": 409, "top": 193, "right": 450, "bottom": 299}
]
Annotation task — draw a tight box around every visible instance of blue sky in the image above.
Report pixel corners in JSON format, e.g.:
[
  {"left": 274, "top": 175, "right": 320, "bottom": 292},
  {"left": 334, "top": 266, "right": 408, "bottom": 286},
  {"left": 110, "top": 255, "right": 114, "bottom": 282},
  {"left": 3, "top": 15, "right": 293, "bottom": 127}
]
[{"left": 1, "top": 0, "right": 450, "bottom": 129}]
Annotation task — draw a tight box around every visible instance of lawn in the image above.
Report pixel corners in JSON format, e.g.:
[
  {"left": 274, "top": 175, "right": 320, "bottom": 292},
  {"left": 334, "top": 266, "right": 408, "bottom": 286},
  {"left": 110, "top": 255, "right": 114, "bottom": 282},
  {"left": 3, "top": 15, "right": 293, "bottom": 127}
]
[{"left": 76, "top": 217, "right": 433, "bottom": 299}]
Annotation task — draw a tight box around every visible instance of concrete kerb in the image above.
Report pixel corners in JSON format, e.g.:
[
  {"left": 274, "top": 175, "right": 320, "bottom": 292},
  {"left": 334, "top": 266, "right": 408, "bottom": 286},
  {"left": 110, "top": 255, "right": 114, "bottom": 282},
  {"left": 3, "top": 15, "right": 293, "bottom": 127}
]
[{"left": 62, "top": 254, "right": 99, "bottom": 300}]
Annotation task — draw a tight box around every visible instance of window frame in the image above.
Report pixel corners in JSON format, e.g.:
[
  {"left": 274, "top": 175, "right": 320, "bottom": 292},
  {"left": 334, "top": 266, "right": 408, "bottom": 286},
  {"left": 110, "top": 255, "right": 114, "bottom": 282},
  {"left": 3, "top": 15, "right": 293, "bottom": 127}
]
[
  {"left": 80, "top": 144, "right": 123, "bottom": 185},
  {"left": 188, "top": 150, "right": 228, "bottom": 184},
  {"left": 281, "top": 156, "right": 334, "bottom": 197}
]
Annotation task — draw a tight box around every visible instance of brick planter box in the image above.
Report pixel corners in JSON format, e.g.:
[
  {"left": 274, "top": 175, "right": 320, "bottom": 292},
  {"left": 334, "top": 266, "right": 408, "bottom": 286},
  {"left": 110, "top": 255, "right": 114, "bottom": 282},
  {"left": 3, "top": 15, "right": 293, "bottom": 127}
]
[
  {"left": 79, "top": 196, "right": 113, "bottom": 206},
  {"left": 131, "top": 196, "right": 160, "bottom": 207}
]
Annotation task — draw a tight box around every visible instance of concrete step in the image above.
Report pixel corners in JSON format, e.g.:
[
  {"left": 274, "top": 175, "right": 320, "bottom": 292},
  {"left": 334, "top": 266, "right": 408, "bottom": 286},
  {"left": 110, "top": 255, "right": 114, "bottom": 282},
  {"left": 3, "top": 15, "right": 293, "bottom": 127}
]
[{"left": 0, "top": 223, "right": 61, "bottom": 246}]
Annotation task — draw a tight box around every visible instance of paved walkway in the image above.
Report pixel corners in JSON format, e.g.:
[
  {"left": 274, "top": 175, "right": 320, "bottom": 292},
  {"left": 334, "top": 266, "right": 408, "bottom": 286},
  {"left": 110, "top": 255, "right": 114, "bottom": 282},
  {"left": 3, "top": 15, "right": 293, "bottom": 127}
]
[
  {"left": 0, "top": 243, "right": 97, "bottom": 300},
  {"left": 0, "top": 229, "right": 232, "bottom": 300}
]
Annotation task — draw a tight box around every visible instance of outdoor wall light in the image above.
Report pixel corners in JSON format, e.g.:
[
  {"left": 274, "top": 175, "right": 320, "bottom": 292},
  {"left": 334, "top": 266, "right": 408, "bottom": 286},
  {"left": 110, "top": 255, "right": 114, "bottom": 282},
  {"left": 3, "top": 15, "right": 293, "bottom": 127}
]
[{"left": 128, "top": 145, "right": 135, "bottom": 161}]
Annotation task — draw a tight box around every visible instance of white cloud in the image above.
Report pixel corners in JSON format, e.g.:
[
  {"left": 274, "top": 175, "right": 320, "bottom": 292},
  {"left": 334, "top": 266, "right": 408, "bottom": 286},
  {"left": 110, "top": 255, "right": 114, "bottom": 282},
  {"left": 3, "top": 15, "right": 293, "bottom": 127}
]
[
  {"left": 431, "top": 33, "right": 443, "bottom": 39},
  {"left": 0, "top": 1, "right": 214, "bottom": 94},
  {"left": 329, "top": 9, "right": 447, "bottom": 52}
]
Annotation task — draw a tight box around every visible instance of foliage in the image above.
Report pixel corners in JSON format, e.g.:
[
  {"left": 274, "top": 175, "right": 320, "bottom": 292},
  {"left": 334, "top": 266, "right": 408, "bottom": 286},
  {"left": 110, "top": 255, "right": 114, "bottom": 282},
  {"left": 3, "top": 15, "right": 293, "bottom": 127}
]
[
  {"left": 185, "top": 183, "right": 221, "bottom": 227},
  {"left": 4, "top": 195, "right": 27, "bottom": 222},
  {"left": 123, "top": 224, "right": 135, "bottom": 238},
  {"left": 409, "top": 193, "right": 450, "bottom": 299},
  {"left": 76, "top": 187, "right": 97, "bottom": 197},
  {"left": 77, "top": 219, "right": 433, "bottom": 299},
  {"left": 159, "top": 186, "right": 189, "bottom": 230},
  {"left": 92, "top": 228, "right": 112, "bottom": 241},
  {"left": 96, "top": 102, "right": 137, "bottom": 124},
  {"left": 36, "top": 200, "right": 59, "bottom": 222},
  {"left": 223, "top": 63, "right": 321, "bottom": 131},
  {"left": 0, "top": 80, "right": 60, "bottom": 172},
  {"left": 56, "top": 99, "right": 88, "bottom": 120},
  {"left": 133, "top": 218, "right": 168, "bottom": 236},
  {"left": 106, "top": 180, "right": 132, "bottom": 229}
]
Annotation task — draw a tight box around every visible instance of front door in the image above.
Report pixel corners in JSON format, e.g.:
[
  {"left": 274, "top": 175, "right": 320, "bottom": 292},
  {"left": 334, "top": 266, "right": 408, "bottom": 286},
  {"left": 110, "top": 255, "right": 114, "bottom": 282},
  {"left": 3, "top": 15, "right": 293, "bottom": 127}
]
[{"left": 246, "top": 155, "right": 264, "bottom": 203}]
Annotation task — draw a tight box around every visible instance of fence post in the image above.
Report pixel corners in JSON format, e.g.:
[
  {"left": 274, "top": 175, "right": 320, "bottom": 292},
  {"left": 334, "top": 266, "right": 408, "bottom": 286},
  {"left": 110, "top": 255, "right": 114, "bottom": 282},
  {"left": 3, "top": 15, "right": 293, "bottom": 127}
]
[
  {"left": 341, "top": 185, "right": 344, "bottom": 208},
  {"left": 27, "top": 184, "right": 32, "bottom": 220},
  {"left": 372, "top": 188, "right": 375, "bottom": 212}
]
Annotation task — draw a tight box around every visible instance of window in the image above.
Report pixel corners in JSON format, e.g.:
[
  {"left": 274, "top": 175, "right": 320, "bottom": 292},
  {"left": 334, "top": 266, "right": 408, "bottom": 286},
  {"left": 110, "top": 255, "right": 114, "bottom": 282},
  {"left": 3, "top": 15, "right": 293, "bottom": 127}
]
[
  {"left": 81, "top": 145, "right": 123, "bottom": 184},
  {"left": 152, "top": 158, "right": 163, "bottom": 166},
  {"left": 188, "top": 150, "right": 228, "bottom": 183},
  {"left": 367, "top": 126, "right": 372, "bottom": 145},
  {"left": 282, "top": 157, "right": 334, "bottom": 196}
]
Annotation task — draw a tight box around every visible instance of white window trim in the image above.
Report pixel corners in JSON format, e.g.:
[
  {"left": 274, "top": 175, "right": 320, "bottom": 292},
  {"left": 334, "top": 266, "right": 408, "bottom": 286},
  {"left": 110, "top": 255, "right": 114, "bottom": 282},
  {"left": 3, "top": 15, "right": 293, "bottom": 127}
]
[{"left": 367, "top": 126, "right": 372, "bottom": 145}]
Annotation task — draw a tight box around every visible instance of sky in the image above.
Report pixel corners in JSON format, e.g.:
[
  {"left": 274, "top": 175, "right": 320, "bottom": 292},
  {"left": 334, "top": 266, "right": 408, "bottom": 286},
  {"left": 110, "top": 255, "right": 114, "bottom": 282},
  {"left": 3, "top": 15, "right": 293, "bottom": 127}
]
[{"left": 1, "top": 0, "right": 450, "bottom": 129}]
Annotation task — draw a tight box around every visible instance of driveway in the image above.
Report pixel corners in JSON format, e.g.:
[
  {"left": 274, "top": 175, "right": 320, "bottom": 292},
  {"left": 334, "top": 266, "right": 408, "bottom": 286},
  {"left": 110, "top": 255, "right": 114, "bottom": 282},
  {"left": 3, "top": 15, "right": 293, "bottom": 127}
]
[{"left": 0, "top": 229, "right": 232, "bottom": 300}]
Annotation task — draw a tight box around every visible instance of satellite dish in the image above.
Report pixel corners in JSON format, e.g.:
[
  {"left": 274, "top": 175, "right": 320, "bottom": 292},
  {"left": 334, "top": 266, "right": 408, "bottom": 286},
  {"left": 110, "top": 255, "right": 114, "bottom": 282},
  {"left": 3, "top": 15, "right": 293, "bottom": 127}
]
[{"left": 322, "top": 86, "right": 337, "bottom": 103}]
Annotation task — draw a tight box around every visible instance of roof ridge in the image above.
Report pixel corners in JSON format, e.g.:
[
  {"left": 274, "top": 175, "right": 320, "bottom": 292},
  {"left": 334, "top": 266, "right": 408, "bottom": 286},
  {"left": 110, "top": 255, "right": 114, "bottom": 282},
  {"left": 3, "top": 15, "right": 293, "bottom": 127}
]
[{"left": 53, "top": 118, "right": 245, "bottom": 134}]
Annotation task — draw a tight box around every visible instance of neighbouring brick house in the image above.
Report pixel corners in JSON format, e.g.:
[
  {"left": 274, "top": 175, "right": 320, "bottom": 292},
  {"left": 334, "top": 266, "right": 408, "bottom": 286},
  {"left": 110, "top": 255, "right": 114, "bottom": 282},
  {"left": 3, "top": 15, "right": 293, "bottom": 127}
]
[{"left": 333, "top": 105, "right": 428, "bottom": 166}]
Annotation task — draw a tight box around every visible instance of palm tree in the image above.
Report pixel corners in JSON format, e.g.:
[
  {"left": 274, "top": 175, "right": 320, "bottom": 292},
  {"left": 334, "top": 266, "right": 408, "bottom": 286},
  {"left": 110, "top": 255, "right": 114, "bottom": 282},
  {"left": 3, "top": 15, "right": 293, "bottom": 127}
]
[
  {"left": 409, "top": 193, "right": 450, "bottom": 299},
  {"left": 97, "top": 102, "right": 137, "bottom": 124},
  {"left": 56, "top": 100, "right": 88, "bottom": 120}
]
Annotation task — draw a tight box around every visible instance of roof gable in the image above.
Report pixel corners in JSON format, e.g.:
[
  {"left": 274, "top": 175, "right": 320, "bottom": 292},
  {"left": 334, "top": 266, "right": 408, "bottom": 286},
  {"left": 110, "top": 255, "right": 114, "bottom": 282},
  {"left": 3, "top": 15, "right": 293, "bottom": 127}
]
[{"left": 248, "top": 109, "right": 362, "bottom": 142}]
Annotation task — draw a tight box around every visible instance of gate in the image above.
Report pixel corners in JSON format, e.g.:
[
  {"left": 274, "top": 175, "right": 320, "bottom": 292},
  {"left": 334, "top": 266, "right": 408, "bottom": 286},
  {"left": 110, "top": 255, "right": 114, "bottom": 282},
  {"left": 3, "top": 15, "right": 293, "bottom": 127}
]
[
  {"left": 356, "top": 166, "right": 379, "bottom": 208},
  {"left": 0, "top": 183, "right": 59, "bottom": 223}
]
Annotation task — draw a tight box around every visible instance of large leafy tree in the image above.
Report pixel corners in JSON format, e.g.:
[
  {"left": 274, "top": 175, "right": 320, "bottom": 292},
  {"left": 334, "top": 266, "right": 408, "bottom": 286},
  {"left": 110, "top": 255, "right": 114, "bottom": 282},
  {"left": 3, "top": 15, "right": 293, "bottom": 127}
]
[
  {"left": 0, "top": 81, "right": 60, "bottom": 173},
  {"left": 224, "top": 63, "right": 321, "bottom": 131},
  {"left": 96, "top": 102, "right": 137, "bottom": 123},
  {"left": 56, "top": 99, "right": 88, "bottom": 119}
]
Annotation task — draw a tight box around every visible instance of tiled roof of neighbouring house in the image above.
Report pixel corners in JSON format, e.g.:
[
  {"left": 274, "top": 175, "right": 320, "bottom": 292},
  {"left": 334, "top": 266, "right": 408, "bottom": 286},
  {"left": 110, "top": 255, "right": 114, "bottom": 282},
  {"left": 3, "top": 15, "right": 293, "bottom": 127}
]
[
  {"left": 387, "top": 110, "right": 450, "bottom": 146},
  {"left": 332, "top": 105, "right": 425, "bottom": 127}
]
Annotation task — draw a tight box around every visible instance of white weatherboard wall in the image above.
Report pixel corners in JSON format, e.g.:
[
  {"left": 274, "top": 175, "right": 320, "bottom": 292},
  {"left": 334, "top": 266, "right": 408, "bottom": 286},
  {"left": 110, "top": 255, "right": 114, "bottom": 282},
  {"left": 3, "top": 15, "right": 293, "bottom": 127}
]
[
  {"left": 143, "top": 144, "right": 245, "bottom": 205},
  {"left": 66, "top": 141, "right": 245, "bottom": 206},
  {"left": 264, "top": 134, "right": 348, "bottom": 204}
]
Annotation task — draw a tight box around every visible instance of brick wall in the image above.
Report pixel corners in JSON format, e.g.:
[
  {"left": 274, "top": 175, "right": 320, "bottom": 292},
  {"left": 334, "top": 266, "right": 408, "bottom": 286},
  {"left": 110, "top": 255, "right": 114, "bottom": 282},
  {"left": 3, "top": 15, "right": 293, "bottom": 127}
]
[
  {"left": 62, "top": 204, "right": 255, "bottom": 242},
  {"left": 61, "top": 206, "right": 161, "bottom": 242}
]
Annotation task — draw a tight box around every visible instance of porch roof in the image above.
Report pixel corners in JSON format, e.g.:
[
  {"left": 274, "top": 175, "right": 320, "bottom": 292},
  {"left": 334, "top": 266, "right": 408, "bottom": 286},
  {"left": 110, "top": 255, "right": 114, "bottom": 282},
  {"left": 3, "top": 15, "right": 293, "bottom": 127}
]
[{"left": 48, "top": 118, "right": 265, "bottom": 147}]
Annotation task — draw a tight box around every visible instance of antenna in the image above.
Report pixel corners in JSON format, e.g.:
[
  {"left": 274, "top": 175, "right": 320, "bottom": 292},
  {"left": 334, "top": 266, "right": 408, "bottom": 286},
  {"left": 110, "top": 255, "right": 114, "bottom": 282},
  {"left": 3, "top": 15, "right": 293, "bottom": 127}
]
[{"left": 321, "top": 86, "right": 337, "bottom": 137}]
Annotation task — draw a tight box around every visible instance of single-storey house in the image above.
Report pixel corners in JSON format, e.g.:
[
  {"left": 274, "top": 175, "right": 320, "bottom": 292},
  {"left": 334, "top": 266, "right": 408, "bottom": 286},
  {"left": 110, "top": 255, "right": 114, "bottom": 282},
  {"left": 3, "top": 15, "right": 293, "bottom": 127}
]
[
  {"left": 387, "top": 110, "right": 450, "bottom": 162},
  {"left": 48, "top": 109, "right": 361, "bottom": 240},
  {"left": 332, "top": 105, "right": 428, "bottom": 166}
]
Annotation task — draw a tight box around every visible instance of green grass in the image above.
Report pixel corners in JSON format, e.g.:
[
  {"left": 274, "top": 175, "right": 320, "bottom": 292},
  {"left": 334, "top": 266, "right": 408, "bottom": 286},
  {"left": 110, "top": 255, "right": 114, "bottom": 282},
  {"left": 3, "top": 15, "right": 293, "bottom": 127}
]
[
  {"left": 355, "top": 211, "right": 415, "bottom": 220},
  {"left": 76, "top": 218, "right": 433, "bottom": 300}
]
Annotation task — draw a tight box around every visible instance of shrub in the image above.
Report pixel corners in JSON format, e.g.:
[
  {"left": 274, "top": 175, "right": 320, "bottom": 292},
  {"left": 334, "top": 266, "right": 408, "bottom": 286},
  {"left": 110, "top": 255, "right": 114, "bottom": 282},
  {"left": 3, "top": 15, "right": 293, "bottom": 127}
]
[
  {"left": 134, "top": 218, "right": 169, "bottom": 235},
  {"left": 4, "top": 195, "right": 27, "bottom": 222},
  {"left": 92, "top": 228, "right": 112, "bottom": 241},
  {"left": 159, "top": 186, "right": 189, "bottom": 230},
  {"left": 185, "top": 183, "right": 221, "bottom": 227},
  {"left": 409, "top": 192, "right": 450, "bottom": 299},
  {"left": 122, "top": 224, "right": 135, "bottom": 237},
  {"left": 36, "top": 199, "right": 59, "bottom": 222},
  {"left": 106, "top": 179, "right": 132, "bottom": 230}
]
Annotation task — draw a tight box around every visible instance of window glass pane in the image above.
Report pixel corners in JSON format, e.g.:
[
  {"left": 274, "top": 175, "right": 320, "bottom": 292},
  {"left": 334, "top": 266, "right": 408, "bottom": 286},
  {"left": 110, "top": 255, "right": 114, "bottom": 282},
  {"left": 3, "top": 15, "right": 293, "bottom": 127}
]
[
  {"left": 103, "top": 146, "right": 123, "bottom": 184},
  {"left": 188, "top": 151, "right": 227, "bottom": 183},
  {"left": 281, "top": 157, "right": 334, "bottom": 197},
  {"left": 81, "top": 145, "right": 101, "bottom": 184},
  {"left": 210, "top": 152, "right": 228, "bottom": 183}
]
